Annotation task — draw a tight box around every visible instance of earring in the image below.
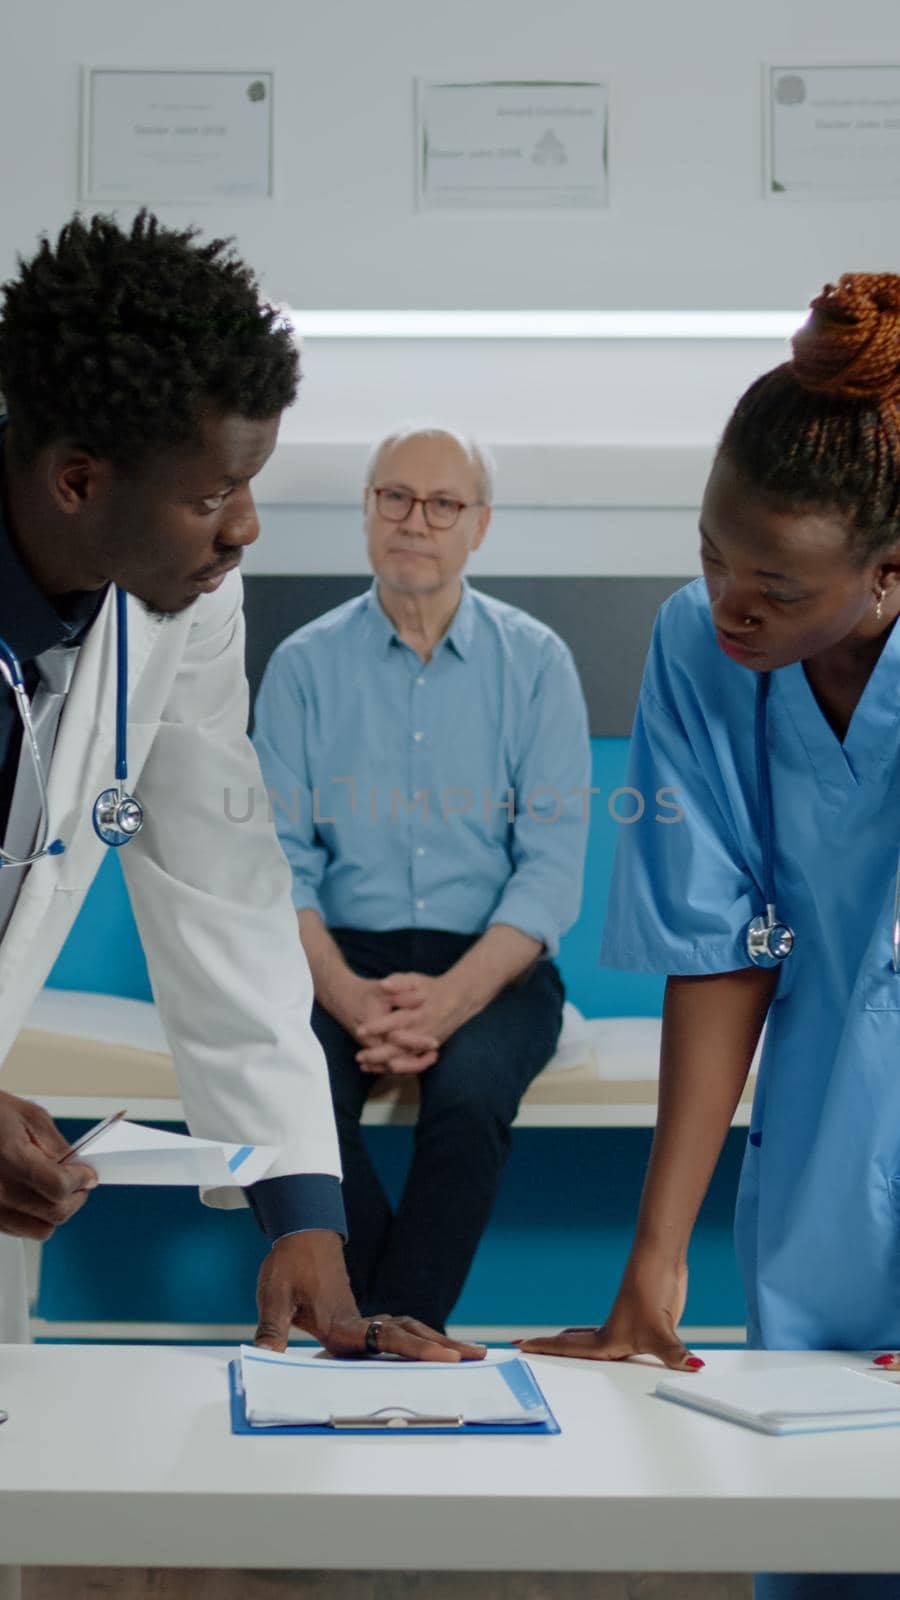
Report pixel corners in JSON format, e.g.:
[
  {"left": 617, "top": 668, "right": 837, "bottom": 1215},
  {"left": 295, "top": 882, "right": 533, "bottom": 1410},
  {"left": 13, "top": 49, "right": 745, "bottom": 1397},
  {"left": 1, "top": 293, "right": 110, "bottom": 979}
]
[{"left": 875, "top": 589, "right": 885, "bottom": 621}]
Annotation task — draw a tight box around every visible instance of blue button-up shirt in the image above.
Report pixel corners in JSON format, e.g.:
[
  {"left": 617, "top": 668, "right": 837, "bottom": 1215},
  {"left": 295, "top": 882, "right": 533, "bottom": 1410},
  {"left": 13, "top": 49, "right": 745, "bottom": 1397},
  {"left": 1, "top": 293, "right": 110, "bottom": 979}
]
[{"left": 253, "top": 582, "right": 591, "bottom": 956}]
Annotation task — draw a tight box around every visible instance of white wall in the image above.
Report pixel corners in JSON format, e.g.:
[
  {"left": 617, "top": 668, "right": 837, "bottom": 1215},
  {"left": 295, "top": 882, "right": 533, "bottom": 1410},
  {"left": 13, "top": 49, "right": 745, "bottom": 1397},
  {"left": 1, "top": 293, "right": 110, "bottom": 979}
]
[
  {"left": 248, "top": 331, "right": 785, "bottom": 575},
  {"left": 3, "top": 0, "right": 895, "bottom": 568},
  {"left": 2, "top": 0, "right": 899, "bottom": 310}
]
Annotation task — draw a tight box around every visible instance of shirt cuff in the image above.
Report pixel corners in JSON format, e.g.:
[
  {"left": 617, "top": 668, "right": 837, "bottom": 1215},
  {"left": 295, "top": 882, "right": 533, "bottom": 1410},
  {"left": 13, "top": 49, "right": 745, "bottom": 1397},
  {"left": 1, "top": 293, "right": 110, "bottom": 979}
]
[
  {"left": 291, "top": 883, "right": 325, "bottom": 917},
  {"left": 245, "top": 1173, "right": 347, "bottom": 1243},
  {"left": 488, "top": 893, "right": 558, "bottom": 957}
]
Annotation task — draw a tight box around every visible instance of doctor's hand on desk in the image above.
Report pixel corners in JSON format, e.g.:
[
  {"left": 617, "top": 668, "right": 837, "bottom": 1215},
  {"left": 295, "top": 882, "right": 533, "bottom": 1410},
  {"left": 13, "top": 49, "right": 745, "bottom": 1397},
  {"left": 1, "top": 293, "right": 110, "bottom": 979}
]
[
  {"left": 517, "top": 1250, "right": 704, "bottom": 1372},
  {"left": 254, "top": 1229, "right": 486, "bottom": 1362},
  {"left": 0, "top": 1089, "right": 98, "bottom": 1240}
]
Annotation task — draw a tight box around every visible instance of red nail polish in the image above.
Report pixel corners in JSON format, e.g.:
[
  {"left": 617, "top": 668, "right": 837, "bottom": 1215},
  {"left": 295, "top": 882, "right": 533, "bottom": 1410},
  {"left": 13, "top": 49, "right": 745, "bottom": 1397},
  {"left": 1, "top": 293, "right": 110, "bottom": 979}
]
[
  {"left": 874, "top": 1353, "right": 897, "bottom": 1366},
  {"left": 685, "top": 1357, "right": 705, "bottom": 1370}
]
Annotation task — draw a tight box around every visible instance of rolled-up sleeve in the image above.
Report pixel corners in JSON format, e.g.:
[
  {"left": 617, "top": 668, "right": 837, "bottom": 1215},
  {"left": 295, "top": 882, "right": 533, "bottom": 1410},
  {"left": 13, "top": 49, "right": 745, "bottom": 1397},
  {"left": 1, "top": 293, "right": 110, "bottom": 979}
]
[
  {"left": 488, "top": 639, "right": 591, "bottom": 956},
  {"left": 600, "top": 611, "right": 757, "bottom": 976},
  {"left": 253, "top": 647, "right": 329, "bottom": 917}
]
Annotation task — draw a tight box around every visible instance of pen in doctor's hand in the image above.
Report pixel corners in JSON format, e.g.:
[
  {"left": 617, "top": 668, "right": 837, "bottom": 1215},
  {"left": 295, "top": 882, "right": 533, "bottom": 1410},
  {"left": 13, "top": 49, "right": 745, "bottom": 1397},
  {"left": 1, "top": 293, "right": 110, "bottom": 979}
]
[
  {"left": 58, "top": 1107, "right": 128, "bottom": 1164},
  {"left": 0, "top": 1088, "right": 99, "bottom": 1241}
]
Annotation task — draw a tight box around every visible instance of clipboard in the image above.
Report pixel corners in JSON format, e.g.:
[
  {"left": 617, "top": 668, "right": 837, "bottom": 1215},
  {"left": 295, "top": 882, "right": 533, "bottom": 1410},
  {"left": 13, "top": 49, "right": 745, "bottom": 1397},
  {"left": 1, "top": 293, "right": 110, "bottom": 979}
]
[{"left": 228, "top": 1359, "right": 561, "bottom": 1436}]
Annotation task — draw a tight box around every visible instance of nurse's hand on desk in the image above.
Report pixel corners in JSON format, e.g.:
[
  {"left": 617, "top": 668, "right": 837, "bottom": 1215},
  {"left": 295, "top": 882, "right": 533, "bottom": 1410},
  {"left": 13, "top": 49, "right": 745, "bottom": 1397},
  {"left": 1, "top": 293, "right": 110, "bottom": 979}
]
[
  {"left": 517, "top": 1256, "right": 704, "bottom": 1371},
  {"left": 0, "top": 1089, "right": 99, "bottom": 1241},
  {"left": 253, "top": 1230, "right": 486, "bottom": 1361}
]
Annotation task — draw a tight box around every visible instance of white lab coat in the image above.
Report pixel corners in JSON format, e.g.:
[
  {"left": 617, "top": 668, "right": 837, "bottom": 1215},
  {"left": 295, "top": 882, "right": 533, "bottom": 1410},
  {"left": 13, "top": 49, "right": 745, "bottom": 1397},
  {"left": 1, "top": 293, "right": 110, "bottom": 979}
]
[{"left": 0, "top": 572, "right": 341, "bottom": 1341}]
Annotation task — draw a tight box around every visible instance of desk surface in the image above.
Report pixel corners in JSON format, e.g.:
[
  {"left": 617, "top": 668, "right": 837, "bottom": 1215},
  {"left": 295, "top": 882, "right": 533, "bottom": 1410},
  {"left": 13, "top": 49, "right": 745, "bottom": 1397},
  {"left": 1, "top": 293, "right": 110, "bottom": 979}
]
[{"left": 1, "top": 1345, "right": 899, "bottom": 1574}]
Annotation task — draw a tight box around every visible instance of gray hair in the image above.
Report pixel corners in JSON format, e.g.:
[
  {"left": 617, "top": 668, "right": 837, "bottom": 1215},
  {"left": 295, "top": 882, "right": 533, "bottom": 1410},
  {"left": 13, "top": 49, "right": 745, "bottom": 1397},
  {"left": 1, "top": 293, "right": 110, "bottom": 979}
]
[{"left": 364, "top": 424, "right": 495, "bottom": 505}]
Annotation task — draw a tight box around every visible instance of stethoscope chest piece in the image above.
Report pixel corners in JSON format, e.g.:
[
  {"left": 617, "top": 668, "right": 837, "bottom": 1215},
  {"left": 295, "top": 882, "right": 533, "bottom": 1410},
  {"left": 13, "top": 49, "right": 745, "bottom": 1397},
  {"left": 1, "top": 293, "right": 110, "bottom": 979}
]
[
  {"left": 746, "top": 909, "right": 794, "bottom": 967},
  {"left": 92, "top": 787, "right": 144, "bottom": 848},
  {"left": 0, "top": 585, "right": 143, "bottom": 867}
]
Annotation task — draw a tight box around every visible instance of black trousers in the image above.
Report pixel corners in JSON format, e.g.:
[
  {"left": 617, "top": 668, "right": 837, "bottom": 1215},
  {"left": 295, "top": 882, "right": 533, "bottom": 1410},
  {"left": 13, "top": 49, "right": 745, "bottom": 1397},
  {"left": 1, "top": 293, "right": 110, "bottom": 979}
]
[{"left": 312, "top": 927, "right": 565, "bottom": 1331}]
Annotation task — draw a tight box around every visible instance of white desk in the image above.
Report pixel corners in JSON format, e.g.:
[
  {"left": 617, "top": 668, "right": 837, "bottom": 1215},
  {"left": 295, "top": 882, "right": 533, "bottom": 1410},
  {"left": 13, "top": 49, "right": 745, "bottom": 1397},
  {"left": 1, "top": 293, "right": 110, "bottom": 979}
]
[{"left": 1, "top": 1345, "right": 899, "bottom": 1575}]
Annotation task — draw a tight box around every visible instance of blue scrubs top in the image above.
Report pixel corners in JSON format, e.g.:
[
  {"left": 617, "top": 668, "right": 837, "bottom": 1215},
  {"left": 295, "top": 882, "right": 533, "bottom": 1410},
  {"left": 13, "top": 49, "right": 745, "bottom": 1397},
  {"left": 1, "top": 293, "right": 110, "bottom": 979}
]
[{"left": 602, "top": 578, "right": 900, "bottom": 1351}]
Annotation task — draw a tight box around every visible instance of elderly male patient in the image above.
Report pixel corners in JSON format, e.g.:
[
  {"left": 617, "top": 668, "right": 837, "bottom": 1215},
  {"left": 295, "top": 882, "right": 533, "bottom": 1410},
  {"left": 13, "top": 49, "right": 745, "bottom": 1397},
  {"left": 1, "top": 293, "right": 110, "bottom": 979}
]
[{"left": 253, "top": 425, "right": 590, "bottom": 1330}]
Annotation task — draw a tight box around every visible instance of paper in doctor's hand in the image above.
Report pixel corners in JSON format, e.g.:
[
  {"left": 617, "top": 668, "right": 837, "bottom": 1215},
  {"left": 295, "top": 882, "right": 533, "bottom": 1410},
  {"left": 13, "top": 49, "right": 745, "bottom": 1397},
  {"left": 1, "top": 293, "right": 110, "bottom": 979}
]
[
  {"left": 254, "top": 1230, "right": 487, "bottom": 1363},
  {"left": 0, "top": 1089, "right": 98, "bottom": 1241},
  {"left": 63, "top": 1118, "right": 279, "bottom": 1188}
]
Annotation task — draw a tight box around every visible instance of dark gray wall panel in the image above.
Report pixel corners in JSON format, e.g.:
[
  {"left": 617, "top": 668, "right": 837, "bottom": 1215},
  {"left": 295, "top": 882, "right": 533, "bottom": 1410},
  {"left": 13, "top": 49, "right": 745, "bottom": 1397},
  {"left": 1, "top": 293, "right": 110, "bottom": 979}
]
[{"left": 243, "top": 574, "right": 691, "bottom": 737}]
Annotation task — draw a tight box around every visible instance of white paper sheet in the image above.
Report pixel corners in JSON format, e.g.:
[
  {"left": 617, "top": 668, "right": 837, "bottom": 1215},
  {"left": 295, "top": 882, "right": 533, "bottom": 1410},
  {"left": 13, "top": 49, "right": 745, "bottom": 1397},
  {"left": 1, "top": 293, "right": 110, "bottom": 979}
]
[
  {"left": 71, "top": 1119, "right": 278, "bottom": 1187},
  {"left": 239, "top": 1344, "right": 548, "bottom": 1427}
]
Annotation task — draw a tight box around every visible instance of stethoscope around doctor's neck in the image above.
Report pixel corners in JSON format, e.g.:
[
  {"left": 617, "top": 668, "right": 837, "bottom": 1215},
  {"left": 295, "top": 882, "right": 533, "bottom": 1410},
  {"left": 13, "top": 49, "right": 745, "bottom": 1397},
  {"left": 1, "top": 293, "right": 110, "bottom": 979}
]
[
  {"left": 746, "top": 666, "right": 900, "bottom": 974},
  {"left": 0, "top": 586, "right": 143, "bottom": 870}
]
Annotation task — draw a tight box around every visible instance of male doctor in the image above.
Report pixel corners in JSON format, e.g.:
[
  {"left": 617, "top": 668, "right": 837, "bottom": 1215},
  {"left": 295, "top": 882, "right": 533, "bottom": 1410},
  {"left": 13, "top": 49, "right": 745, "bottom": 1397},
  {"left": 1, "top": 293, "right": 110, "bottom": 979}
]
[{"left": 0, "top": 211, "right": 481, "bottom": 1366}]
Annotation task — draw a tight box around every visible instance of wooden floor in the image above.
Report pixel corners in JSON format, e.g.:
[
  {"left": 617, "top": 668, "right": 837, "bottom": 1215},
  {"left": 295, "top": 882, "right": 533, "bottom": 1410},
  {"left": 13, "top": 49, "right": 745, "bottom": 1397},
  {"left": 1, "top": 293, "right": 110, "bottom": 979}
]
[{"left": 22, "top": 1571, "right": 754, "bottom": 1599}]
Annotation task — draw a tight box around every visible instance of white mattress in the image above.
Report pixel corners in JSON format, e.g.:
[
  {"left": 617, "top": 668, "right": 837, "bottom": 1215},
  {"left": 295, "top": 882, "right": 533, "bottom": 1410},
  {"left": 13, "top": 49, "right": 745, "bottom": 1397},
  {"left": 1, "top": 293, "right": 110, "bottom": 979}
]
[
  {"left": 24, "top": 990, "right": 672, "bottom": 1081},
  {"left": 26, "top": 988, "right": 169, "bottom": 1055}
]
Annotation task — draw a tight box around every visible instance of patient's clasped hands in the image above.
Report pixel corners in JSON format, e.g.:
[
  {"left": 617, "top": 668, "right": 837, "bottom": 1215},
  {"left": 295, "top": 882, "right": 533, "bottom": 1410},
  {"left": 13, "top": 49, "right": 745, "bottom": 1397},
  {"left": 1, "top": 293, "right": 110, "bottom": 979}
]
[{"left": 346, "top": 970, "right": 470, "bottom": 1076}]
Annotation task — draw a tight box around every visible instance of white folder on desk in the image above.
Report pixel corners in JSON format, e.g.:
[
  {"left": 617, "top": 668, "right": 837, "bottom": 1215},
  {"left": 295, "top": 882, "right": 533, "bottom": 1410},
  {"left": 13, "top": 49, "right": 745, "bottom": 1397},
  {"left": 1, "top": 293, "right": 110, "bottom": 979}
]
[
  {"left": 656, "top": 1365, "right": 900, "bottom": 1435},
  {"left": 239, "top": 1345, "right": 550, "bottom": 1428}
]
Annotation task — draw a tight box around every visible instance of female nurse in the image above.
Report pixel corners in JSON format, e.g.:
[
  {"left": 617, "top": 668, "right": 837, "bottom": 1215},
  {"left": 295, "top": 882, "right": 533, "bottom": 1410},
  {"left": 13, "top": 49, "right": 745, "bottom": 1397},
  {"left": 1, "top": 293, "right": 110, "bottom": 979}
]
[{"left": 522, "top": 273, "right": 900, "bottom": 1600}]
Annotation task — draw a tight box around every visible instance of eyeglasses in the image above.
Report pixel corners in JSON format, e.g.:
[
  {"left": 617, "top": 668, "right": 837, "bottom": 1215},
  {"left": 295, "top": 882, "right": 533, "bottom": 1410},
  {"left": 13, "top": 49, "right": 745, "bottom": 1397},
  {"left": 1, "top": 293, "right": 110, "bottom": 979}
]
[{"left": 371, "top": 486, "right": 479, "bottom": 531}]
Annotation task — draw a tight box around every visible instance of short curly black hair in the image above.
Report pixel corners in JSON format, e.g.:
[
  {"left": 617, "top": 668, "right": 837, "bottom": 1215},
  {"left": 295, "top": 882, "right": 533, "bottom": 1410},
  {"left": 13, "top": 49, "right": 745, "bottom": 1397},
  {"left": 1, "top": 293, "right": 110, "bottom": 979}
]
[{"left": 0, "top": 210, "right": 299, "bottom": 468}]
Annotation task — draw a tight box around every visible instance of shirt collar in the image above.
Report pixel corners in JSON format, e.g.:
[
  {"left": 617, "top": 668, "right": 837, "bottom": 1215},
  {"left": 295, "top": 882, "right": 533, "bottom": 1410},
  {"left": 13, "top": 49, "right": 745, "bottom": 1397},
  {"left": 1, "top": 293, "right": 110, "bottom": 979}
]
[
  {"left": 365, "top": 578, "right": 474, "bottom": 661},
  {"left": 444, "top": 581, "right": 474, "bottom": 659},
  {"left": 365, "top": 583, "right": 400, "bottom": 658},
  {"left": 0, "top": 420, "right": 107, "bottom": 663}
]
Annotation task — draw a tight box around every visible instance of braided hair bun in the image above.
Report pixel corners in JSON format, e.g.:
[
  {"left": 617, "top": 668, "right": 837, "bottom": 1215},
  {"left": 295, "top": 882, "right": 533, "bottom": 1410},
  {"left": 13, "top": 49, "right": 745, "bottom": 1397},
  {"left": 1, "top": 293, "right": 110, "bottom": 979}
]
[
  {"left": 792, "top": 273, "right": 900, "bottom": 405},
  {"left": 718, "top": 271, "right": 900, "bottom": 556}
]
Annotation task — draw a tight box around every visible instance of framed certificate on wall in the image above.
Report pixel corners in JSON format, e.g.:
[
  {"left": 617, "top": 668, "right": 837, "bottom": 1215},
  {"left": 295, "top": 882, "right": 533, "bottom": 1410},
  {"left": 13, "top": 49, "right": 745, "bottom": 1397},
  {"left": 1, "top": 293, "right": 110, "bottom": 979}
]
[
  {"left": 764, "top": 63, "right": 900, "bottom": 199},
  {"left": 80, "top": 68, "right": 274, "bottom": 204},
  {"left": 417, "top": 79, "right": 609, "bottom": 210}
]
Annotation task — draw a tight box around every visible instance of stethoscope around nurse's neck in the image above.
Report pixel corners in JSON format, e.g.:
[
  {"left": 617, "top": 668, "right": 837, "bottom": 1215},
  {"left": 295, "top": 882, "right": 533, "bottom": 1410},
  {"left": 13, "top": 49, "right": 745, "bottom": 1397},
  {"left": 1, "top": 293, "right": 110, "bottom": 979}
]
[
  {"left": 745, "top": 636, "right": 900, "bottom": 975},
  {"left": 745, "top": 671, "right": 796, "bottom": 968},
  {"left": 0, "top": 585, "right": 143, "bottom": 869}
]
